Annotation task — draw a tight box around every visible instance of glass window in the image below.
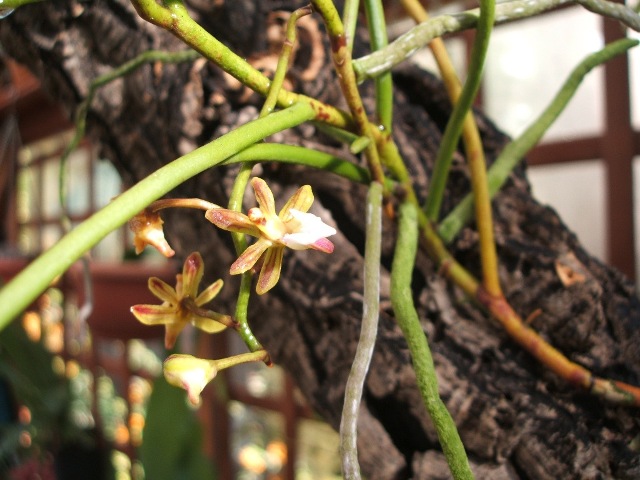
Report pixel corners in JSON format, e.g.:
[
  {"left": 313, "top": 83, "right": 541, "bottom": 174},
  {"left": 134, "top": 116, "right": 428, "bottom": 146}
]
[
  {"left": 296, "top": 418, "right": 341, "bottom": 480},
  {"left": 229, "top": 401, "right": 286, "bottom": 479},
  {"left": 66, "top": 148, "right": 92, "bottom": 217},
  {"left": 527, "top": 160, "right": 606, "bottom": 260},
  {"left": 484, "top": 7, "right": 604, "bottom": 141},
  {"left": 628, "top": 30, "right": 640, "bottom": 130}
]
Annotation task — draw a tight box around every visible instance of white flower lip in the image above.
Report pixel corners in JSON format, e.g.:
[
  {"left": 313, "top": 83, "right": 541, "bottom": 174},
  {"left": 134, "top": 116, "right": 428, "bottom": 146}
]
[{"left": 282, "top": 209, "right": 336, "bottom": 250}]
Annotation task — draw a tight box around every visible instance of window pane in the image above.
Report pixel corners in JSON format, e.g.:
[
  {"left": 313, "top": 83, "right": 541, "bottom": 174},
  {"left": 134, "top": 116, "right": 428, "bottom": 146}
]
[
  {"left": 16, "top": 166, "right": 38, "bottom": 223},
  {"left": 93, "top": 228, "right": 125, "bottom": 262},
  {"left": 484, "top": 7, "right": 604, "bottom": 141},
  {"left": 94, "top": 159, "right": 122, "bottom": 208},
  {"left": 528, "top": 160, "right": 606, "bottom": 260},
  {"left": 628, "top": 31, "right": 640, "bottom": 130},
  {"left": 41, "top": 224, "right": 63, "bottom": 252},
  {"left": 296, "top": 418, "right": 341, "bottom": 480},
  {"left": 18, "top": 225, "right": 38, "bottom": 255},
  {"left": 42, "top": 158, "right": 62, "bottom": 220},
  {"left": 66, "top": 149, "right": 91, "bottom": 217},
  {"left": 229, "top": 402, "right": 286, "bottom": 479}
]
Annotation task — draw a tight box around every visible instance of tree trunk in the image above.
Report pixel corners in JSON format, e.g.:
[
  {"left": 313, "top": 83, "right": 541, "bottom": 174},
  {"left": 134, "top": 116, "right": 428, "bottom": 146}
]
[{"left": 2, "top": 1, "right": 639, "bottom": 478}]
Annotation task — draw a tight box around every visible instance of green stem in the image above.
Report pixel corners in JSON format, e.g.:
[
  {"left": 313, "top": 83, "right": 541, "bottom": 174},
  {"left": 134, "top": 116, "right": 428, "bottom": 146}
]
[
  {"left": 214, "top": 350, "right": 269, "bottom": 371},
  {"left": 0, "top": 102, "right": 315, "bottom": 331},
  {"left": 311, "top": 0, "right": 387, "bottom": 186},
  {"left": 364, "top": 0, "right": 393, "bottom": 130},
  {"left": 342, "top": 0, "right": 361, "bottom": 51},
  {"left": 261, "top": 6, "right": 313, "bottom": 116},
  {"left": 438, "top": 38, "right": 639, "bottom": 243},
  {"left": 353, "top": 0, "right": 640, "bottom": 83},
  {"left": 234, "top": 272, "right": 265, "bottom": 354},
  {"left": 339, "top": 181, "right": 383, "bottom": 480},
  {"left": 0, "top": 0, "right": 43, "bottom": 8},
  {"left": 228, "top": 164, "right": 254, "bottom": 255},
  {"left": 130, "top": 0, "right": 355, "bottom": 130},
  {"left": 423, "top": 0, "right": 494, "bottom": 222},
  {"left": 223, "top": 143, "right": 374, "bottom": 185},
  {"left": 391, "top": 202, "right": 473, "bottom": 480}
]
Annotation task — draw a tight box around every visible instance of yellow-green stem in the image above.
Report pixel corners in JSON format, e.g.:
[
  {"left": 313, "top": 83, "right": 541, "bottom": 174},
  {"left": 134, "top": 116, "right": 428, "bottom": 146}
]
[{"left": 311, "top": 0, "right": 387, "bottom": 186}]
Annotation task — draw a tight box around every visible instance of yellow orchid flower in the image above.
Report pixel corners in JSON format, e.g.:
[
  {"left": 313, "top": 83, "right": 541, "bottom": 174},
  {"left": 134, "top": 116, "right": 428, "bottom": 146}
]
[
  {"left": 130, "top": 252, "right": 232, "bottom": 349},
  {"left": 205, "top": 177, "right": 336, "bottom": 294}
]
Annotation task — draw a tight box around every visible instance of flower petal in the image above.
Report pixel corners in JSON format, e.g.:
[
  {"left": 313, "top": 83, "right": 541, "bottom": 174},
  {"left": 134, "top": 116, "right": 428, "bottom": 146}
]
[
  {"left": 308, "top": 237, "right": 335, "bottom": 253},
  {"left": 191, "top": 315, "right": 228, "bottom": 334},
  {"left": 281, "top": 210, "right": 336, "bottom": 250},
  {"left": 279, "top": 185, "right": 313, "bottom": 221},
  {"left": 195, "top": 278, "right": 224, "bottom": 306},
  {"left": 205, "top": 208, "right": 261, "bottom": 236},
  {"left": 256, "top": 246, "right": 284, "bottom": 295},
  {"left": 147, "top": 277, "right": 178, "bottom": 304},
  {"left": 182, "top": 252, "right": 204, "bottom": 298},
  {"left": 130, "top": 304, "right": 177, "bottom": 325},
  {"left": 251, "top": 177, "right": 276, "bottom": 215},
  {"left": 230, "top": 239, "right": 271, "bottom": 275},
  {"left": 164, "top": 323, "right": 185, "bottom": 350}
]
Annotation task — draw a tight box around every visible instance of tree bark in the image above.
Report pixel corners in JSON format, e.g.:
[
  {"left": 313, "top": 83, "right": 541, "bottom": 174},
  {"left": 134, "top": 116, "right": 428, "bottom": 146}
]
[{"left": 2, "top": 1, "right": 639, "bottom": 478}]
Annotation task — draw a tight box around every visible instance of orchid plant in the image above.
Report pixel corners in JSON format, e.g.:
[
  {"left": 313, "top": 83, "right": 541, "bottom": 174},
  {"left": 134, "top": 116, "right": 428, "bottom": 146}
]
[{"left": 2, "top": 0, "right": 640, "bottom": 479}]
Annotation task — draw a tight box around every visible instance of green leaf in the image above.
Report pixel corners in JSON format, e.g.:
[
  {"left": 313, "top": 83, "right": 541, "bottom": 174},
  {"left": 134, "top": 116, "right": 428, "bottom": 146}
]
[{"left": 140, "top": 375, "right": 217, "bottom": 480}]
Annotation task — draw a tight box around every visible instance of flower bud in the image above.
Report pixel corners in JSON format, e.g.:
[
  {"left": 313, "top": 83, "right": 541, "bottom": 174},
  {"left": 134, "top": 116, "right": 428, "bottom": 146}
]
[{"left": 163, "top": 354, "right": 217, "bottom": 406}]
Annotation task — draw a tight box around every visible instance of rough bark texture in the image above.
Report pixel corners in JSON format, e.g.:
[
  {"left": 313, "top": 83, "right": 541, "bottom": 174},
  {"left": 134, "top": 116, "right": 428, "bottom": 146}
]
[{"left": 2, "top": 1, "right": 640, "bottom": 478}]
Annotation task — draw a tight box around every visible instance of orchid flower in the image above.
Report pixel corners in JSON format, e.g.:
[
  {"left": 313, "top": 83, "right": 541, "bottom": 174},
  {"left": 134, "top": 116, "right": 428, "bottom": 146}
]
[
  {"left": 128, "top": 208, "right": 175, "bottom": 257},
  {"left": 130, "top": 252, "right": 232, "bottom": 349},
  {"left": 205, "top": 177, "right": 336, "bottom": 294}
]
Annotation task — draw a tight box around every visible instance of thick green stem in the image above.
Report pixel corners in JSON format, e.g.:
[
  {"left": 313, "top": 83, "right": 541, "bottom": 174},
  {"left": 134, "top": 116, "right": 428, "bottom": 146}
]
[
  {"left": 0, "top": 0, "right": 43, "bottom": 9},
  {"left": 438, "top": 38, "right": 639, "bottom": 243},
  {"left": 0, "top": 102, "right": 315, "bottom": 331},
  {"left": 339, "top": 181, "right": 383, "bottom": 480},
  {"left": 424, "top": 0, "right": 494, "bottom": 223},
  {"left": 391, "top": 202, "right": 473, "bottom": 480}
]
